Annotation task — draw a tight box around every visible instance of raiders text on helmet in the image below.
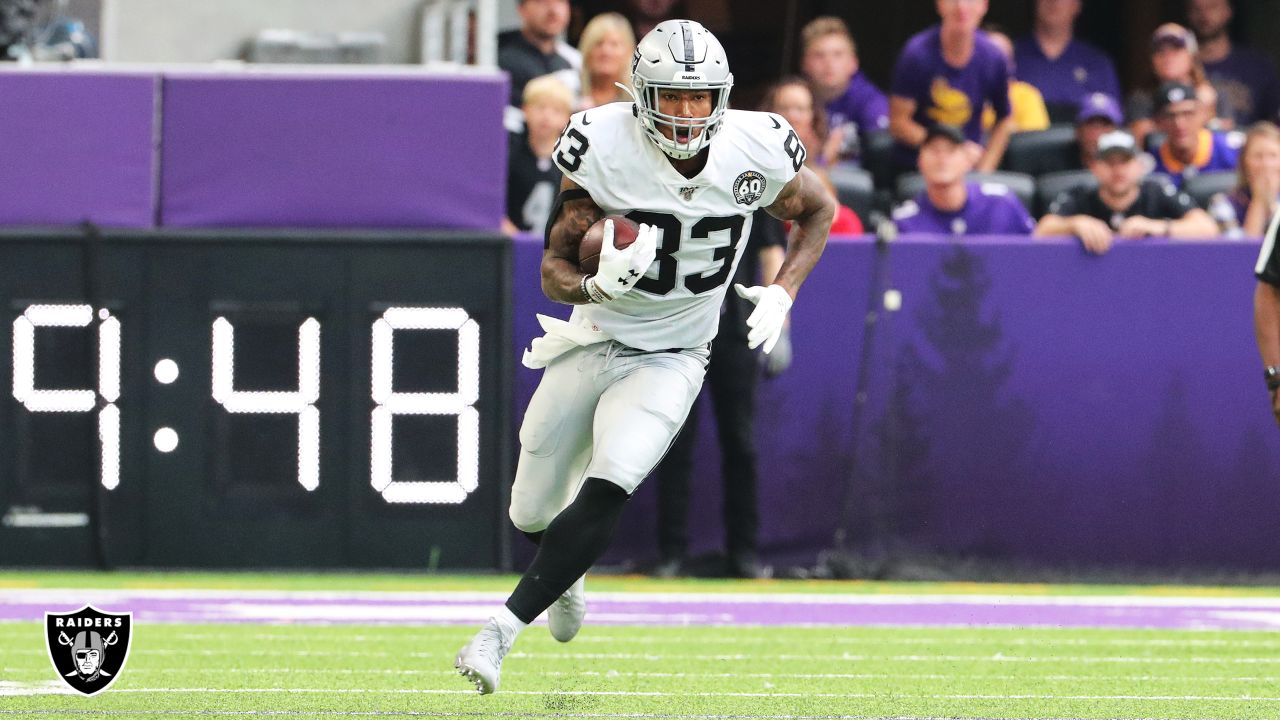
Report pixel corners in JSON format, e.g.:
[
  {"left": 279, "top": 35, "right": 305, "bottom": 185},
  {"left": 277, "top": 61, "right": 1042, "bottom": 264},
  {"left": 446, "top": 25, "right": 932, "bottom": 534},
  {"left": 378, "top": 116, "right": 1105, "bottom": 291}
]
[{"left": 627, "top": 19, "right": 733, "bottom": 160}]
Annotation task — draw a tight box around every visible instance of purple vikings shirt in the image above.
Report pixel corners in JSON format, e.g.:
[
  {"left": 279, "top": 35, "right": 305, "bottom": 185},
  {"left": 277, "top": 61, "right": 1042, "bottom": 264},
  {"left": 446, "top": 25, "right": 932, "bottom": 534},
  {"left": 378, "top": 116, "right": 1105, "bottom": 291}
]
[
  {"left": 891, "top": 182, "right": 1035, "bottom": 235},
  {"left": 891, "top": 27, "right": 1011, "bottom": 166},
  {"left": 1012, "top": 36, "right": 1121, "bottom": 116},
  {"left": 1151, "top": 130, "right": 1241, "bottom": 188},
  {"left": 825, "top": 70, "right": 891, "bottom": 136},
  {"left": 1204, "top": 47, "right": 1280, "bottom": 126}
]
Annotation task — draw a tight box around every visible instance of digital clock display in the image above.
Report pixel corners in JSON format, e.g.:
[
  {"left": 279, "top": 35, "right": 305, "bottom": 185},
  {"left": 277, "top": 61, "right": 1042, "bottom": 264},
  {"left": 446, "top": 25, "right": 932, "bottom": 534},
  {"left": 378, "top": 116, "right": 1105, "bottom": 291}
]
[{"left": 0, "top": 230, "right": 512, "bottom": 570}]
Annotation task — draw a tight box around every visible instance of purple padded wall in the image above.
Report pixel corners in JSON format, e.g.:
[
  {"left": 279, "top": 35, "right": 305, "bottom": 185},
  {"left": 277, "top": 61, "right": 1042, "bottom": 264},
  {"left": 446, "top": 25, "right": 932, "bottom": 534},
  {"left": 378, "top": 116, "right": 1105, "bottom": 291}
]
[
  {"left": 0, "top": 71, "right": 157, "bottom": 227},
  {"left": 513, "top": 234, "right": 1280, "bottom": 573},
  {"left": 159, "top": 71, "right": 507, "bottom": 229}
]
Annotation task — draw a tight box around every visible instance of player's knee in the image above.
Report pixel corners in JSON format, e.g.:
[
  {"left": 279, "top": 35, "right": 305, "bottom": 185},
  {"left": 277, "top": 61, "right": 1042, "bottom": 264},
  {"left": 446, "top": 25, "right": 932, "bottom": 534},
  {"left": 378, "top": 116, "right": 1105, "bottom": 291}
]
[{"left": 508, "top": 498, "right": 553, "bottom": 534}]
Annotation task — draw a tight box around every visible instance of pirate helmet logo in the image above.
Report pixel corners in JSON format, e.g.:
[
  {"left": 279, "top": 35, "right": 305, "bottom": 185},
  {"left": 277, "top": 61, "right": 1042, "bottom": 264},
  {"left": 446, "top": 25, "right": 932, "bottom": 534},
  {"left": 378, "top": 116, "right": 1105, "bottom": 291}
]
[{"left": 45, "top": 606, "right": 132, "bottom": 696}]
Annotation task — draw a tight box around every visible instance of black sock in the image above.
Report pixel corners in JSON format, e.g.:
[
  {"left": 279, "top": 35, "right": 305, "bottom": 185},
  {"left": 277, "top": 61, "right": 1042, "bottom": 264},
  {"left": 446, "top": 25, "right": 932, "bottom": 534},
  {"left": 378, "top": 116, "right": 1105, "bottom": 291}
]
[
  {"left": 504, "top": 478, "right": 630, "bottom": 624},
  {"left": 521, "top": 530, "right": 544, "bottom": 546}
]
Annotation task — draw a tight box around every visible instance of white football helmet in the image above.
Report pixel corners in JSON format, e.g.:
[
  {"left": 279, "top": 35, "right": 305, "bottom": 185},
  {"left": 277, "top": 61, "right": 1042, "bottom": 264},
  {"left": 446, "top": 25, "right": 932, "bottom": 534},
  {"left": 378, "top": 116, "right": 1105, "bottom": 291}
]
[{"left": 626, "top": 19, "right": 733, "bottom": 160}]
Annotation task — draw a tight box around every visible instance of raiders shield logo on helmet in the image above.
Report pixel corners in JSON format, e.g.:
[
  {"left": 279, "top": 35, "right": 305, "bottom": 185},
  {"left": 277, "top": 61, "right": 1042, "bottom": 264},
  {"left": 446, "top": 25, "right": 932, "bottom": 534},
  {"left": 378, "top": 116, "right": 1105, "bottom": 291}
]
[{"left": 45, "top": 606, "right": 133, "bottom": 696}]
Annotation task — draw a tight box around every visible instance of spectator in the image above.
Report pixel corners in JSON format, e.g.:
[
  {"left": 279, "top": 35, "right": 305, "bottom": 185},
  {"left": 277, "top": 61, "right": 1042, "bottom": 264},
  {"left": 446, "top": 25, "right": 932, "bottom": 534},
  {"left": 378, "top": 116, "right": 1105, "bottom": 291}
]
[
  {"left": 626, "top": 0, "right": 684, "bottom": 41},
  {"left": 891, "top": 124, "right": 1035, "bottom": 235},
  {"left": 1208, "top": 121, "right": 1280, "bottom": 237},
  {"left": 503, "top": 76, "right": 572, "bottom": 235},
  {"left": 576, "top": 12, "right": 635, "bottom": 109},
  {"left": 1036, "top": 130, "right": 1217, "bottom": 254},
  {"left": 889, "top": 0, "right": 1014, "bottom": 173},
  {"left": 759, "top": 78, "right": 864, "bottom": 235},
  {"left": 498, "top": 0, "right": 581, "bottom": 109},
  {"left": 1127, "top": 23, "right": 1232, "bottom": 146},
  {"left": 1151, "top": 81, "right": 1240, "bottom": 189},
  {"left": 982, "top": 26, "right": 1050, "bottom": 133},
  {"left": 1075, "top": 92, "right": 1124, "bottom": 167},
  {"left": 1014, "top": 0, "right": 1121, "bottom": 122},
  {"left": 800, "top": 16, "right": 890, "bottom": 165},
  {"left": 652, "top": 209, "right": 788, "bottom": 580},
  {"left": 1188, "top": 0, "right": 1280, "bottom": 126}
]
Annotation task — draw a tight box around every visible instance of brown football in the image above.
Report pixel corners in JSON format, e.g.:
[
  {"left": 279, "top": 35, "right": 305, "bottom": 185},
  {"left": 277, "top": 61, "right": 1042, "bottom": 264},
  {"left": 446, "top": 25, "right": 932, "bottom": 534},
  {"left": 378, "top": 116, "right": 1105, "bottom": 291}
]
[{"left": 579, "top": 215, "right": 641, "bottom": 275}]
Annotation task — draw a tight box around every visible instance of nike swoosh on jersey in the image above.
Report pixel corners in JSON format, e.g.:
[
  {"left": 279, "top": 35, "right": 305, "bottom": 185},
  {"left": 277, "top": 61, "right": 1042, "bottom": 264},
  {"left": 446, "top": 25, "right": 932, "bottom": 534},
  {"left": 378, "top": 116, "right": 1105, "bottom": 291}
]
[
  {"left": 770, "top": 116, "right": 781, "bottom": 129},
  {"left": 582, "top": 114, "right": 592, "bottom": 125}
]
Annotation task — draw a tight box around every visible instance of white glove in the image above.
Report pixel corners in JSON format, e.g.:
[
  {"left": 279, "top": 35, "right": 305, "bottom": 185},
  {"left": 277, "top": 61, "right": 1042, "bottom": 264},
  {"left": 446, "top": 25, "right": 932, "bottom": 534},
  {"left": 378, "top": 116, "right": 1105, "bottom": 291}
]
[
  {"left": 585, "top": 220, "right": 658, "bottom": 302},
  {"left": 761, "top": 324, "right": 792, "bottom": 377},
  {"left": 733, "top": 283, "right": 793, "bottom": 353}
]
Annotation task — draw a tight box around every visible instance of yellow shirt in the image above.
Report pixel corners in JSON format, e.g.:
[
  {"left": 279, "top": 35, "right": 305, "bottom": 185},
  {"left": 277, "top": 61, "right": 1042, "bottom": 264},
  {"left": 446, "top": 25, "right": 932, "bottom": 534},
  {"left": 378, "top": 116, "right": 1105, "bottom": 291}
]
[{"left": 983, "top": 81, "right": 1050, "bottom": 133}]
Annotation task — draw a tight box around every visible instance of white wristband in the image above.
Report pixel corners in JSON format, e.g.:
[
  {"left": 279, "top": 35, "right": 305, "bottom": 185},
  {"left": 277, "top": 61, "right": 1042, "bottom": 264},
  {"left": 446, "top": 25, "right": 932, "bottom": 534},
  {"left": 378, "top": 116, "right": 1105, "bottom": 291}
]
[{"left": 583, "top": 275, "right": 611, "bottom": 304}]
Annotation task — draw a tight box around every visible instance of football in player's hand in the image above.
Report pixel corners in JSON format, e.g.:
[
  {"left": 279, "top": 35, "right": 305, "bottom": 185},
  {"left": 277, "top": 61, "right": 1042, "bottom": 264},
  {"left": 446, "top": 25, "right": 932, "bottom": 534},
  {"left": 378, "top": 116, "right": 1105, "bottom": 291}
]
[{"left": 579, "top": 215, "right": 641, "bottom": 275}]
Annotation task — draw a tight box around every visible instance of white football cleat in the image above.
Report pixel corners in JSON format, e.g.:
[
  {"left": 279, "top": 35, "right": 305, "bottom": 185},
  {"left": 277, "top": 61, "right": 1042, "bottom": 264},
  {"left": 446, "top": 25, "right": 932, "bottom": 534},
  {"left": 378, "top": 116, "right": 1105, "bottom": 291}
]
[
  {"left": 455, "top": 618, "right": 513, "bottom": 694},
  {"left": 548, "top": 575, "right": 586, "bottom": 642}
]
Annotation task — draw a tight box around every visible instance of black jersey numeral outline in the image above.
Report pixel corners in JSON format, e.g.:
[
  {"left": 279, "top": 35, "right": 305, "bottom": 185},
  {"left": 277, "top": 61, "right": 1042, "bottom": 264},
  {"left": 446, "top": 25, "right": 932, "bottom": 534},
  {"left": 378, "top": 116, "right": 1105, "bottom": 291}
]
[{"left": 623, "top": 211, "right": 746, "bottom": 296}]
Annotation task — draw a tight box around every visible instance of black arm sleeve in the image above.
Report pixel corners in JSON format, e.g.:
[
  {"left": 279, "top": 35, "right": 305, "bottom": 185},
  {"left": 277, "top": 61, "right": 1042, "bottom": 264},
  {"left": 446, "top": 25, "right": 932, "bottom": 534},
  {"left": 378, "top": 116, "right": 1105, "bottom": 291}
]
[{"left": 542, "top": 188, "right": 593, "bottom": 249}]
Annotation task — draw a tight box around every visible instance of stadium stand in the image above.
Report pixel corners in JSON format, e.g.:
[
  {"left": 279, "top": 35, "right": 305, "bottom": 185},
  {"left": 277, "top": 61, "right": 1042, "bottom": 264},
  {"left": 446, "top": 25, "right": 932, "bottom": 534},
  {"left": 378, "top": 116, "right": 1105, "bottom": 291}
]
[
  {"left": 1001, "top": 125, "right": 1079, "bottom": 177},
  {"left": 827, "top": 163, "right": 876, "bottom": 223},
  {"left": 1035, "top": 169, "right": 1097, "bottom": 216},
  {"left": 896, "top": 171, "right": 1037, "bottom": 214},
  {"left": 1183, "top": 170, "right": 1239, "bottom": 209}
]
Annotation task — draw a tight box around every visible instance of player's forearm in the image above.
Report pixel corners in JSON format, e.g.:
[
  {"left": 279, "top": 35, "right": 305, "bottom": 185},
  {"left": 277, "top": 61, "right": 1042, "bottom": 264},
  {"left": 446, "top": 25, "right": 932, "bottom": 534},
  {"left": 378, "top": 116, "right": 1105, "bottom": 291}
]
[
  {"left": 1255, "top": 283, "right": 1280, "bottom": 368},
  {"left": 774, "top": 203, "right": 833, "bottom": 299},
  {"left": 540, "top": 256, "right": 591, "bottom": 305},
  {"left": 976, "top": 117, "right": 1013, "bottom": 173}
]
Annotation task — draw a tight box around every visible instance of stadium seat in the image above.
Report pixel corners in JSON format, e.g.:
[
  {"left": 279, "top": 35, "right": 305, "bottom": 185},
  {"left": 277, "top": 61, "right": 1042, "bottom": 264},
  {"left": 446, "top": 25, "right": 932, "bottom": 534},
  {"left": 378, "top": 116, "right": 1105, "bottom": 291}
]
[
  {"left": 1045, "top": 101, "right": 1080, "bottom": 126},
  {"left": 860, "top": 130, "right": 898, "bottom": 193},
  {"left": 827, "top": 163, "right": 874, "bottom": 221},
  {"left": 1183, "top": 171, "right": 1238, "bottom": 209},
  {"left": 1036, "top": 170, "right": 1097, "bottom": 215},
  {"left": 896, "top": 171, "right": 1037, "bottom": 214},
  {"left": 1001, "top": 125, "right": 1079, "bottom": 177}
]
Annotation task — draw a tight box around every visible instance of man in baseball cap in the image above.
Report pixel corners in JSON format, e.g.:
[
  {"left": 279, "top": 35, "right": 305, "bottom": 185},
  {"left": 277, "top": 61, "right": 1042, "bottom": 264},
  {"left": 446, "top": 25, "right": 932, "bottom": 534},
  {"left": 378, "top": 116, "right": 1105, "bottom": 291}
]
[
  {"left": 891, "top": 124, "right": 1035, "bottom": 236},
  {"left": 1036, "top": 129, "right": 1216, "bottom": 253},
  {"left": 1075, "top": 92, "right": 1123, "bottom": 167},
  {"left": 1151, "top": 80, "right": 1241, "bottom": 188}
]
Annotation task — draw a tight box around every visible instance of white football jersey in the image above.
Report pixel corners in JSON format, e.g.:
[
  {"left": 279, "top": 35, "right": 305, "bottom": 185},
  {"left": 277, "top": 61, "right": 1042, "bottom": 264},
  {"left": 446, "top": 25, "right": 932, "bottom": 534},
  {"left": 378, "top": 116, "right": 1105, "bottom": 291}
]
[{"left": 551, "top": 102, "right": 803, "bottom": 350}]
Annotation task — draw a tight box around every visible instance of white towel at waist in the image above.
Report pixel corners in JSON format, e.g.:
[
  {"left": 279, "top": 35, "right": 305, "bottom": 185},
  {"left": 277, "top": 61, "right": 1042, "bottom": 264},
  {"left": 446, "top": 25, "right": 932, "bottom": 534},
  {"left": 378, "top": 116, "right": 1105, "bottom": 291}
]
[{"left": 522, "top": 313, "right": 610, "bottom": 369}]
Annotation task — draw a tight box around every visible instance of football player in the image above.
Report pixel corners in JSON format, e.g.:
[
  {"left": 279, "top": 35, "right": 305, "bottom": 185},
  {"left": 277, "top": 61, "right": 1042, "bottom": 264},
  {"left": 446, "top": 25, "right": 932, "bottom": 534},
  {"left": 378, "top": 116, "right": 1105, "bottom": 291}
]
[{"left": 455, "top": 19, "right": 834, "bottom": 694}]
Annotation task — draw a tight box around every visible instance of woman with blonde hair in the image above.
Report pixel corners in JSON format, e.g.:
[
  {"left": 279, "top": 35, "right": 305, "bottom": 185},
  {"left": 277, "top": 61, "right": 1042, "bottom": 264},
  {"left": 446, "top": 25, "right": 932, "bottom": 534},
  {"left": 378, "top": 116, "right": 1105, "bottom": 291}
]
[
  {"left": 576, "top": 13, "right": 635, "bottom": 109},
  {"left": 1127, "top": 23, "right": 1232, "bottom": 146},
  {"left": 1210, "top": 121, "right": 1280, "bottom": 237}
]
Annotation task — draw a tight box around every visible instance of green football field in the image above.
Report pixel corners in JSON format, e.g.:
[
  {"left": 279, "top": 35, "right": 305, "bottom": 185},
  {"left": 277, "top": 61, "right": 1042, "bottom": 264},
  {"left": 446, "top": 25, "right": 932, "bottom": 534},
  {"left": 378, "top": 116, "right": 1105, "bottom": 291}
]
[{"left": 2, "top": 572, "right": 1280, "bottom": 719}]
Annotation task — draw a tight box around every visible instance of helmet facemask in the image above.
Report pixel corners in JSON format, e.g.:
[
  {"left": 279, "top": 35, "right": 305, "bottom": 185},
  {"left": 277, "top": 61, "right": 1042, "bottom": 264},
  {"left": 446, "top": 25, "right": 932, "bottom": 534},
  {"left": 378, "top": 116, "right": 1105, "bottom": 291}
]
[{"left": 626, "top": 20, "right": 734, "bottom": 161}]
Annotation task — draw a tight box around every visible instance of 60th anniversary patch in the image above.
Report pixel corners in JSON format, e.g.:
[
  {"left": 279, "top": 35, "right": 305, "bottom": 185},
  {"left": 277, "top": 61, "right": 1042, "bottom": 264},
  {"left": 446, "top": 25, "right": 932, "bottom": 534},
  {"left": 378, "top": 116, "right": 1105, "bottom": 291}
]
[{"left": 45, "top": 605, "right": 133, "bottom": 696}]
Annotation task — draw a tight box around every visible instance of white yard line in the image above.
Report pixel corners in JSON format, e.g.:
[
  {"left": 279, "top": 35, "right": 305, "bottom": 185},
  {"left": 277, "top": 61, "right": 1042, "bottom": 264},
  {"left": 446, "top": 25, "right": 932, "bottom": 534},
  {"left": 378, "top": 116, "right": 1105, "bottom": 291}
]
[
  {"left": 8, "top": 587, "right": 1280, "bottom": 608},
  {"left": 0, "top": 711, "right": 1204, "bottom": 720},
  {"left": 150, "top": 632, "right": 1280, "bottom": 649},
  {"left": 5, "top": 666, "right": 1276, "bottom": 683}
]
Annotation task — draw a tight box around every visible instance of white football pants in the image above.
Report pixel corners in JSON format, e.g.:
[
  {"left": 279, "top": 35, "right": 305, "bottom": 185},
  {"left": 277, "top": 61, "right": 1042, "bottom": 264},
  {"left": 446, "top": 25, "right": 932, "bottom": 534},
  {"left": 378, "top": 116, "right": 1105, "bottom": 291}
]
[{"left": 509, "top": 341, "right": 709, "bottom": 532}]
